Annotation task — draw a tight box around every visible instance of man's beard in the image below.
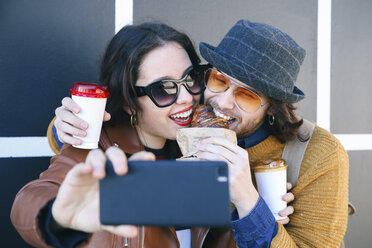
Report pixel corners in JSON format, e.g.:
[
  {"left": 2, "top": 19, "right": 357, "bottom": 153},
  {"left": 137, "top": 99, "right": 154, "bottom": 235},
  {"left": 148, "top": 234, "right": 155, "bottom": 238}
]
[
  {"left": 205, "top": 99, "right": 267, "bottom": 138},
  {"left": 235, "top": 121, "right": 263, "bottom": 138}
]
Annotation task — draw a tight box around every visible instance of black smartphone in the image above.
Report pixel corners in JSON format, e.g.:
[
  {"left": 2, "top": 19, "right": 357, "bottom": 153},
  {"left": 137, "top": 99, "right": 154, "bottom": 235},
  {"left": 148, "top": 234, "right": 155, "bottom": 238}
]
[{"left": 99, "top": 160, "right": 230, "bottom": 227}]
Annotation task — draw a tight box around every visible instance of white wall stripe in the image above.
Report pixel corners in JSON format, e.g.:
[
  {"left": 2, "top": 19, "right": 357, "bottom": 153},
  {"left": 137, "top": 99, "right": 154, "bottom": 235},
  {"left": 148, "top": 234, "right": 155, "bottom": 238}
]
[
  {"left": 0, "top": 137, "right": 54, "bottom": 158},
  {"left": 316, "top": 0, "right": 332, "bottom": 131},
  {"left": 115, "top": 0, "right": 133, "bottom": 34},
  {"left": 1, "top": 132, "right": 371, "bottom": 159},
  {"left": 335, "top": 134, "right": 372, "bottom": 151}
]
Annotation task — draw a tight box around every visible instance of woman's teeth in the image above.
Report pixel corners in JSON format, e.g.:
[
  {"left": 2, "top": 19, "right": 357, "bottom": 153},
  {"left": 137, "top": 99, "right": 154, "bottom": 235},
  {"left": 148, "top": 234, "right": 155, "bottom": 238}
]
[{"left": 170, "top": 108, "right": 193, "bottom": 119}]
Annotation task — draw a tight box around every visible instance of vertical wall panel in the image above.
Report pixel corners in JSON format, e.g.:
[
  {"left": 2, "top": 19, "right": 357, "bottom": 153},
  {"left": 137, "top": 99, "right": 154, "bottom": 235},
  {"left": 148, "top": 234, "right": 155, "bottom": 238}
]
[
  {"left": 0, "top": 158, "right": 51, "bottom": 247},
  {"left": 0, "top": 0, "right": 115, "bottom": 246},
  {"left": 332, "top": 1, "right": 372, "bottom": 245},
  {"left": 134, "top": 0, "right": 318, "bottom": 121},
  {"left": 0, "top": 0, "right": 115, "bottom": 136},
  {"left": 331, "top": 0, "right": 372, "bottom": 133},
  {"left": 345, "top": 151, "right": 372, "bottom": 247}
]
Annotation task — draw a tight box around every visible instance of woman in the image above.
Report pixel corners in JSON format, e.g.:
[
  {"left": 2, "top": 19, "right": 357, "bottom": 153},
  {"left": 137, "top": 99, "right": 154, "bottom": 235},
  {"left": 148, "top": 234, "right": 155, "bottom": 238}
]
[{"left": 11, "top": 22, "right": 294, "bottom": 248}]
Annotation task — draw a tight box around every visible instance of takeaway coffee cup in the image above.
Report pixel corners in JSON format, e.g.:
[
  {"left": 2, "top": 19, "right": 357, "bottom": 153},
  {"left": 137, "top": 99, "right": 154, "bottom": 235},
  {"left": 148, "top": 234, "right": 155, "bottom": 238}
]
[
  {"left": 253, "top": 159, "right": 288, "bottom": 220},
  {"left": 70, "top": 82, "right": 109, "bottom": 149}
]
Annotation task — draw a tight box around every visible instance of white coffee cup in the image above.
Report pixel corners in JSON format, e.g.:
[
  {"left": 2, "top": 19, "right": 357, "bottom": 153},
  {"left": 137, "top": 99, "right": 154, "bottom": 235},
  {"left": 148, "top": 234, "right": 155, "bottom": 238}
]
[
  {"left": 70, "top": 82, "right": 109, "bottom": 149},
  {"left": 253, "top": 160, "right": 288, "bottom": 220}
]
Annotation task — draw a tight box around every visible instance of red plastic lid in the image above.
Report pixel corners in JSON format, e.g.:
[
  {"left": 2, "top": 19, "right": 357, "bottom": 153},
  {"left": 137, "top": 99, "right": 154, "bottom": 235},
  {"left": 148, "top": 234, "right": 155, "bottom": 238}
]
[{"left": 70, "top": 82, "right": 109, "bottom": 98}]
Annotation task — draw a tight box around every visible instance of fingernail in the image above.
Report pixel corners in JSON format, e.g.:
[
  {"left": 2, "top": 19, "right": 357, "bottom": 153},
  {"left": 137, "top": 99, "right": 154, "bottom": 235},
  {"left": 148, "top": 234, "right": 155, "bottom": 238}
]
[
  {"left": 79, "top": 131, "right": 86, "bottom": 137},
  {"left": 80, "top": 122, "right": 88, "bottom": 129},
  {"left": 73, "top": 107, "right": 80, "bottom": 114},
  {"left": 92, "top": 164, "right": 104, "bottom": 177},
  {"left": 113, "top": 159, "right": 124, "bottom": 169}
]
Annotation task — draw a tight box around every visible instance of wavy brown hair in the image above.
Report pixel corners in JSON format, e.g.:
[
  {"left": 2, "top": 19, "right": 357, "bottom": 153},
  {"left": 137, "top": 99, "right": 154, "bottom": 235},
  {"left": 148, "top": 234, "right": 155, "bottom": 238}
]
[
  {"left": 267, "top": 98, "right": 307, "bottom": 143},
  {"left": 99, "top": 22, "right": 201, "bottom": 126}
]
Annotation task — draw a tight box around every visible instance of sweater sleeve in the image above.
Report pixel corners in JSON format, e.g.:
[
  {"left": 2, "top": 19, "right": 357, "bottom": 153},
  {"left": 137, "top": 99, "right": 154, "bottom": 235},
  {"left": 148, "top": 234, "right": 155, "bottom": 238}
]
[
  {"left": 270, "top": 128, "right": 349, "bottom": 248},
  {"left": 47, "top": 116, "right": 62, "bottom": 154}
]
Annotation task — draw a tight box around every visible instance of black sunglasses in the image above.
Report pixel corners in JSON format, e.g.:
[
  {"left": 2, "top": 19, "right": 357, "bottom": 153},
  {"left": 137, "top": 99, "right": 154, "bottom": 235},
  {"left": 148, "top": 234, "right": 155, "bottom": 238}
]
[{"left": 134, "top": 65, "right": 211, "bottom": 107}]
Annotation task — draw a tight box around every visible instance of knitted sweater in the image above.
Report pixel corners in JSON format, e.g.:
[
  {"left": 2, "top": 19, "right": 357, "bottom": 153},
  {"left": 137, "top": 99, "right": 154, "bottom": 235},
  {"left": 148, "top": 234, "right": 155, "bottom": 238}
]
[{"left": 247, "top": 125, "right": 349, "bottom": 247}]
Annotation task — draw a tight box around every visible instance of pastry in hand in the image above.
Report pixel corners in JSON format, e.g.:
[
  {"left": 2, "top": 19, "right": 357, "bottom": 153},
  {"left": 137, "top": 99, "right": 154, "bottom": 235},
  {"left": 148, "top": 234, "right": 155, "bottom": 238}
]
[{"left": 191, "top": 105, "right": 229, "bottom": 129}]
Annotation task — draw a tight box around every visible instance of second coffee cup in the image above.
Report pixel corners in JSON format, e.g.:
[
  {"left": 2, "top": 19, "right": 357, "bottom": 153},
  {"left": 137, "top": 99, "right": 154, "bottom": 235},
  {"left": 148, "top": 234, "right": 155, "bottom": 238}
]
[{"left": 253, "top": 159, "right": 288, "bottom": 220}]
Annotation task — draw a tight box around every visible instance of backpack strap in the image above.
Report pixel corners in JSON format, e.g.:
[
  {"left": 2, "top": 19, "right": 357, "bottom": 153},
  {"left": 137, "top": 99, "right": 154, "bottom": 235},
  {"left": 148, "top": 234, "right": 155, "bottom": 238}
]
[
  {"left": 283, "top": 120, "right": 352, "bottom": 248},
  {"left": 282, "top": 119, "right": 315, "bottom": 187}
]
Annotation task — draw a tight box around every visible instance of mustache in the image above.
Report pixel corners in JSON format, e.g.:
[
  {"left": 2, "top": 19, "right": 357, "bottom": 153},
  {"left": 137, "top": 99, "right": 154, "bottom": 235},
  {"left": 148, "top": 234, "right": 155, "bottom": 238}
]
[{"left": 205, "top": 100, "right": 240, "bottom": 120}]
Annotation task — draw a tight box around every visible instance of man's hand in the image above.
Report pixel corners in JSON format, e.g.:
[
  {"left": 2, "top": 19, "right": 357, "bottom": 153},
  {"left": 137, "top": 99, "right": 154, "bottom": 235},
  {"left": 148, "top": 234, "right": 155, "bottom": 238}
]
[
  {"left": 196, "top": 137, "right": 259, "bottom": 218},
  {"left": 54, "top": 97, "right": 111, "bottom": 145},
  {"left": 277, "top": 182, "right": 295, "bottom": 225},
  {"left": 196, "top": 138, "right": 295, "bottom": 222},
  {"left": 52, "top": 147, "right": 155, "bottom": 237}
]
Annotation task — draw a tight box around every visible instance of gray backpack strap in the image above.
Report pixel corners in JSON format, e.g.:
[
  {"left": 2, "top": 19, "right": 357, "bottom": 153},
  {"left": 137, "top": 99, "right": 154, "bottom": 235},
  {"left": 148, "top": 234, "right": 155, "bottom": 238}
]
[{"left": 282, "top": 119, "right": 315, "bottom": 187}]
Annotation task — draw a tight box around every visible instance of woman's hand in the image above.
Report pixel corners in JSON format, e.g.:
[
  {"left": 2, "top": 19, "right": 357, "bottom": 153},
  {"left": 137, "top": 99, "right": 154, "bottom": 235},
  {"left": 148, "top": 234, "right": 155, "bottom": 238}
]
[
  {"left": 277, "top": 182, "right": 295, "bottom": 225},
  {"left": 54, "top": 97, "right": 111, "bottom": 145},
  {"left": 196, "top": 137, "right": 259, "bottom": 218},
  {"left": 52, "top": 147, "right": 155, "bottom": 237}
]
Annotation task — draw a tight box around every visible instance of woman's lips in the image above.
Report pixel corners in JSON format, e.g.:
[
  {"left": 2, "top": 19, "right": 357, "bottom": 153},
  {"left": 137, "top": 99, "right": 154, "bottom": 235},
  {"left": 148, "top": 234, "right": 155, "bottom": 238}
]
[{"left": 169, "top": 106, "right": 193, "bottom": 126}]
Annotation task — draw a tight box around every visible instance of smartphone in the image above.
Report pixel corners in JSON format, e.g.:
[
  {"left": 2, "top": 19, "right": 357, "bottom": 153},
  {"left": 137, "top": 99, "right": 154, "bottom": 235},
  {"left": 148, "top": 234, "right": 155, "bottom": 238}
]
[{"left": 99, "top": 160, "right": 230, "bottom": 227}]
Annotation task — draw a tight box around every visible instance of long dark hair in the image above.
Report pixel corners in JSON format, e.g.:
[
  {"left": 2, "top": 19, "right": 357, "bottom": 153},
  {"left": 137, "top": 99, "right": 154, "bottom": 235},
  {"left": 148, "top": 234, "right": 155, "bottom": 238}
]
[
  {"left": 99, "top": 22, "right": 201, "bottom": 126},
  {"left": 267, "top": 98, "right": 305, "bottom": 143}
]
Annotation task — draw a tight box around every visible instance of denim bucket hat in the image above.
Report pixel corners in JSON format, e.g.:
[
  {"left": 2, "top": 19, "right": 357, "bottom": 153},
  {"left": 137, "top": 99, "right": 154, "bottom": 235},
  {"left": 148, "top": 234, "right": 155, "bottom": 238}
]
[{"left": 200, "top": 19, "right": 306, "bottom": 103}]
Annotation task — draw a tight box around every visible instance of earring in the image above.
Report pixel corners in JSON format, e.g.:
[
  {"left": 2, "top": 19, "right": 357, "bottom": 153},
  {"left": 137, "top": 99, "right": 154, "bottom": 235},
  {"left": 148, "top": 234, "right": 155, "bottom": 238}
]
[
  {"left": 130, "top": 114, "right": 137, "bottom": 127},
  {"left": 268, "top": 115, "right": 275, "bottom": 126}
]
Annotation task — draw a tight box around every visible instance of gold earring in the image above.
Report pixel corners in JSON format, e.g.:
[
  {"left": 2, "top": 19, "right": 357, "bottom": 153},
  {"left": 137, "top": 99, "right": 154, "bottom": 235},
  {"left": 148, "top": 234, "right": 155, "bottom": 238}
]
[{"left": 130, "top": 114, "right": 137, "bottom": 127}]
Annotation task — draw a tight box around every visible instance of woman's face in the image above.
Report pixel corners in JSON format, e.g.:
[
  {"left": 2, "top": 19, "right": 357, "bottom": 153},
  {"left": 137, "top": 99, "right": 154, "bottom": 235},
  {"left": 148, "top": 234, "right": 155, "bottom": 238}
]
[{"left": 134, "top": 42, "right": 201, "bottom": 148}]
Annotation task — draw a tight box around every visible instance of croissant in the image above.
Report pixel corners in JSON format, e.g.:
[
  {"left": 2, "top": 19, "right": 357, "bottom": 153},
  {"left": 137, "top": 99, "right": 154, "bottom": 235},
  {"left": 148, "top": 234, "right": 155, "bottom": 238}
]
[{"left": 191, "top": 105, "right": 229, "bottom": 129}]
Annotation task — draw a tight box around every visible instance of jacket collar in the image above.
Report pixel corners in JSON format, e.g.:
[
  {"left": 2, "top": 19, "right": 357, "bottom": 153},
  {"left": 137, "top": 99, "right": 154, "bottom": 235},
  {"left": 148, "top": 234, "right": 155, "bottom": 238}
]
[{"left": 99, "top": 124, "right": 144, "bottom": 154}]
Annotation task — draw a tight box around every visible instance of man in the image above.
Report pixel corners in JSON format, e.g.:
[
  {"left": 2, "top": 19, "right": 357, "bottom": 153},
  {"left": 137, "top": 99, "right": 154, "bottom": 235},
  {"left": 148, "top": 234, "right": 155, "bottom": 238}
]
[{"left": 50, "top": 20, "right": 349, "bottom": 247}]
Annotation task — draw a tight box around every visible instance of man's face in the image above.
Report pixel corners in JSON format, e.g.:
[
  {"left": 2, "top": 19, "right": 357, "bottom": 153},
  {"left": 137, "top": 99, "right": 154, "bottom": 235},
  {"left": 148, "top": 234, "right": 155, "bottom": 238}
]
[{"left": 203, "top": 70, "right": 270, "bottom": 138}]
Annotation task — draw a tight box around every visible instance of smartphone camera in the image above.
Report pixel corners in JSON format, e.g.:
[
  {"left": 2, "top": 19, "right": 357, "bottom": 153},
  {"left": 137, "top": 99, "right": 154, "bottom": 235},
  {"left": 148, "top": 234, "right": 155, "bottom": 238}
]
[{"left": 217, "top": 165, "right": 228, "bottom": 182}]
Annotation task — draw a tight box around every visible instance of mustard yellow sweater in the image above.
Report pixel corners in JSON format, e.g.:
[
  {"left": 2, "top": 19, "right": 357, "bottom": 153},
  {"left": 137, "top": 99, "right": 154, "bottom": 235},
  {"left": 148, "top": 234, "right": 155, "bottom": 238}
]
[{"left": 246, "top": 125, "right": 349, "bottom": 247}]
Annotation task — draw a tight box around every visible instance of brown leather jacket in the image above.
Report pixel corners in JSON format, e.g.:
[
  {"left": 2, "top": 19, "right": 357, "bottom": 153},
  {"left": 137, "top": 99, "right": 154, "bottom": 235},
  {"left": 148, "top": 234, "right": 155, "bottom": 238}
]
[{"left": 11, "top": 124, "right": 237, "bottom": 248}]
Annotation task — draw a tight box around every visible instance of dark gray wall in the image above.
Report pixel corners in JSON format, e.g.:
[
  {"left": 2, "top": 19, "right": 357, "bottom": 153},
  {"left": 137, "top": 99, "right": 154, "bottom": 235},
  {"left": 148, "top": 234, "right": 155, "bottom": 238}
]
[
  {"left": 134, "top": 0, "right": 318, "bottom": 121},
  {"left": 331, "top": 1, "right": 372, "bottom": 247},
  {"left": 0, "top": 0, "right": 114, "bottom": 136},
  {"left": 134, "top": 0, "right": 371, "bottom": 247},
  {"left": 332, "top": 0, "right": 372, "bottom": 134},
  {"left": 347, "top": 151, "right": 372, "bottom": 247},
  {"left": 0, "top": 0, "right": 114, "bottom": 246}
]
